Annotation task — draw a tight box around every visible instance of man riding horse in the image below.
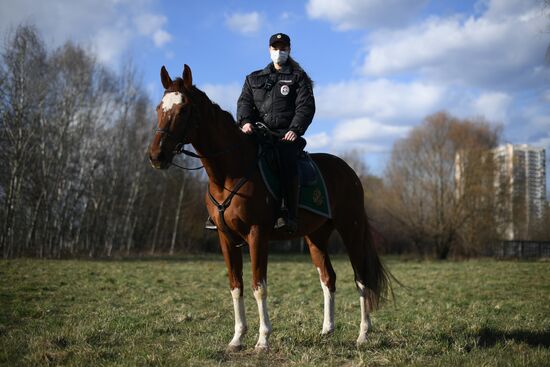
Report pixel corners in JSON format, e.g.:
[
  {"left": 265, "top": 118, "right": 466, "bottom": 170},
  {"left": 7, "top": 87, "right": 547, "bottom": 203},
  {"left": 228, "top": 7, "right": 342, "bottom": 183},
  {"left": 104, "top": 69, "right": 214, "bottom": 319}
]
[{"left": 206, "top": 33, "right": 315, "bottom": 234}]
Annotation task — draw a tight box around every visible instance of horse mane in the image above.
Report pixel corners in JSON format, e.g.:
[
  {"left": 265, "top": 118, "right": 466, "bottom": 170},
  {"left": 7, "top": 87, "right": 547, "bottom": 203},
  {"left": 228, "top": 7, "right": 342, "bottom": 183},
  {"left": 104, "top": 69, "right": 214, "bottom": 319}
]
[
  {"left": 193, "top": 87, "right": 237, "bottom": 125},
  {"left": 174, "top": 77, "right": 239, "bottom": 129}
]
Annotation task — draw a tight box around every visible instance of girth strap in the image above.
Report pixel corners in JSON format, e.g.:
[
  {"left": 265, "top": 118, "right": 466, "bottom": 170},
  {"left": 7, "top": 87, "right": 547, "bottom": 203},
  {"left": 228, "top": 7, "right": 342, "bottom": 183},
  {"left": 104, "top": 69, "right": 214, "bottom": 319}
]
[
  {"left": 207, "top": 176, "right": 249, "bottom": 246},
  {"left": 207, "top": 151, "right": 261, "bottom": 247}
]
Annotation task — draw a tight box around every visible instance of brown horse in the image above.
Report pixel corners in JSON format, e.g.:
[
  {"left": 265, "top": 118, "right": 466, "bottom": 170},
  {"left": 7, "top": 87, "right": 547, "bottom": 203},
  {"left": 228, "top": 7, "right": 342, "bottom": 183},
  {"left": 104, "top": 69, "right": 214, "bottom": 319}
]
[{"left": 149, "top": 65, "right": 390, "bottom": 351}]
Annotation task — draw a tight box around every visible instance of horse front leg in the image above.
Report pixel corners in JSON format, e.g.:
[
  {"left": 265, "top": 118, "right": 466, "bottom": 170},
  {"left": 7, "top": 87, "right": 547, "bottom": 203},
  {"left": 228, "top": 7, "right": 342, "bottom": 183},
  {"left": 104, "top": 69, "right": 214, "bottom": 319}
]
[
  {"left": 248, "top": 227, "right": 272, "bottom": 352},
  {"left": 219, "top": 234, "right": 247, "bottom": 352}
]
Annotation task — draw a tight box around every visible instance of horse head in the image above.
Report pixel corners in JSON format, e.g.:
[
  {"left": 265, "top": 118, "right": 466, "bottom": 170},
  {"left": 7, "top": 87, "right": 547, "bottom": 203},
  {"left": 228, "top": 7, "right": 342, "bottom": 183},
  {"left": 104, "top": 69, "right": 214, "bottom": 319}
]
[{"left": 149, "top": 64, "right": 196, "bottom": 169}]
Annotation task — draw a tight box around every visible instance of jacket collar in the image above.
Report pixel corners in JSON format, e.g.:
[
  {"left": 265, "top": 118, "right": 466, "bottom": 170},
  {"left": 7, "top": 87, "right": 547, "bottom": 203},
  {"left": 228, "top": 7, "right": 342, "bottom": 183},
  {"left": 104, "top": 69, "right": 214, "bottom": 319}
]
[{"left": 260, "top": 62, "right": 293, "bottom": 75}]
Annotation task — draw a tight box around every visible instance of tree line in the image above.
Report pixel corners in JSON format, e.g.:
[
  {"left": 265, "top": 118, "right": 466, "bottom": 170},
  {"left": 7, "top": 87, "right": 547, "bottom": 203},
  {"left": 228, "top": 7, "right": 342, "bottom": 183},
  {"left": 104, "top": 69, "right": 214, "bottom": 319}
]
[
  {"left": 348, "top": 113, "right": 550, "bottom": 259},
  {"left": 0, "top": 25, "right": 214, "bottom": 259},
  {"left": 1, "top": 25, "right": 548, "bottom": 259}
]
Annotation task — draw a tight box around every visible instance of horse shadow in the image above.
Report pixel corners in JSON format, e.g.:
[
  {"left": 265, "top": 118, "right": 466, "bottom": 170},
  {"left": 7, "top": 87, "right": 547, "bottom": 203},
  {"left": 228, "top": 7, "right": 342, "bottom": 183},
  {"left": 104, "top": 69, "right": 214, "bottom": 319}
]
[{"left": 475, "top": 327, "right": 550, "bottom": 348}]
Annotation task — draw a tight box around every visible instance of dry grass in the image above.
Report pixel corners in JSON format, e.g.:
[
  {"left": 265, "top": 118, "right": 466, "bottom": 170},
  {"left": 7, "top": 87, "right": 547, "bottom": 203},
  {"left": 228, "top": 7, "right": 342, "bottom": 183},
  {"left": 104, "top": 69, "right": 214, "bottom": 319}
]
[{"left": 1, "top": 255, "right": 549, "bottom": 366}]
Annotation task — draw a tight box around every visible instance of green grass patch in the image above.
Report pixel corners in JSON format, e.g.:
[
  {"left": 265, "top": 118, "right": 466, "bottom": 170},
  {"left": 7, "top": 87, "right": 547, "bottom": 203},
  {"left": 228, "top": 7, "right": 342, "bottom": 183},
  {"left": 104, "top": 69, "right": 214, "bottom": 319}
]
[{"left": 1, "top": 256, "right": 549, "bottom": 366}]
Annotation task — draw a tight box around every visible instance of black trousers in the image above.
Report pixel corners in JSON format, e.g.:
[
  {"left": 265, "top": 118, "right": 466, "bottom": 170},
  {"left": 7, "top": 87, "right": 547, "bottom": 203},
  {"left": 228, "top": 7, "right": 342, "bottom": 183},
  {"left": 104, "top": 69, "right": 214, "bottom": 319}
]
[{"left": 275, "top": 137, "right": 306, "bottom": 189}]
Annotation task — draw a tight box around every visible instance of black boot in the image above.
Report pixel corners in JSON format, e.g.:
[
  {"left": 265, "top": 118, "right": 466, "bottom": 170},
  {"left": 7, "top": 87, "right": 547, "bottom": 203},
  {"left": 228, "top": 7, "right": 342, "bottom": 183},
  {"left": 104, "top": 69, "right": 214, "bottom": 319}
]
[{"left": 274, "top": 176, "right": 299, "bottom": 234}]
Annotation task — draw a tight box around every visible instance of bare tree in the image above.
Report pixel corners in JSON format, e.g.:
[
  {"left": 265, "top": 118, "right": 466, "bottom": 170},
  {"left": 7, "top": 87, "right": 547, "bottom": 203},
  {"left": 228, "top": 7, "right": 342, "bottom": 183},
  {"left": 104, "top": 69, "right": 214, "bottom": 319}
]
[
  {"left": 384, "top": 112, "right": 501, "bottom": 259},
  {"left": 0, "top": 24, "right": 233, "bottom": 258},
  {"left": 0, "top": 25, "right": 48, "bottom": 258}
]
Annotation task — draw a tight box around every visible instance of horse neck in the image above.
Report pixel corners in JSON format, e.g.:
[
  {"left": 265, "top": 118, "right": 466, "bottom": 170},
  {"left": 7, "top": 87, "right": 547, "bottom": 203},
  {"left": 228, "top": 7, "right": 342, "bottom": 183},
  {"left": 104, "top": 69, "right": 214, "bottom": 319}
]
[{"left": 192, "top": 105, "right": 256, "bottom": 187}]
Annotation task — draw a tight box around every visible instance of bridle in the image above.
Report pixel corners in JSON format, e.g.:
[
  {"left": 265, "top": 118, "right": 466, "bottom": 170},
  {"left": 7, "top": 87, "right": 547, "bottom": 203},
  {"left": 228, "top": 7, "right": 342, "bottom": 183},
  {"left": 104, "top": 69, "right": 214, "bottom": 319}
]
[
  {"left": 152, "top": 122, "right": 203, "bottom": 170},
  {"left": 152, "top": 92, "right": 246, "bottom": 169}
]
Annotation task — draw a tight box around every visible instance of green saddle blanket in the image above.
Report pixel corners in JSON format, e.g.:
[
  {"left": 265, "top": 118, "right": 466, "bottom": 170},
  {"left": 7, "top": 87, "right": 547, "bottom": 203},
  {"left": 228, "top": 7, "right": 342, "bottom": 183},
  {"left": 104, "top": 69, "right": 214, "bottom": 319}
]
[{"left": 258, "top": 152, "right": 332, "bottom": 219}]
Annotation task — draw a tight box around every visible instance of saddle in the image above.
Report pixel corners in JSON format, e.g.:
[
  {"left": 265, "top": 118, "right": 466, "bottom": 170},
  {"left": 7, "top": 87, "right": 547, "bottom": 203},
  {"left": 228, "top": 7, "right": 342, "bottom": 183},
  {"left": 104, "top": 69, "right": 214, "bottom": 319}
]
[
  {"left": 261, "top": 149, "right": 318, "bottom": 187},
  {"left": 254, "top": 122, "right": 316, "bottom": 186},
  {"left": 254, "top": 124, "right": 331, "bottom": 218}
]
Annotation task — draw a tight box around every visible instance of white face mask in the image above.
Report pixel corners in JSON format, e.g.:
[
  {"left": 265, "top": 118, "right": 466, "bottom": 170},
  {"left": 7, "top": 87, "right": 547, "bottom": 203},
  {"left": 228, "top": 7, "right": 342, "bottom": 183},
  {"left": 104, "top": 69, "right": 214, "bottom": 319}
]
[{"left": 270, "top": 49, "right": 289, "bottom": 65}]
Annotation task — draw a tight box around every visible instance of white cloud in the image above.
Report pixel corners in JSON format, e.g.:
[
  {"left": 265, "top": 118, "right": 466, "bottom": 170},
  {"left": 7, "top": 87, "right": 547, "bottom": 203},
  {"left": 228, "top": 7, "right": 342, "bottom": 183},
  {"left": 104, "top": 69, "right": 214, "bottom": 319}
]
[
  {"left": 314, "top": 79, "right": 443, "bottom": 123},
  {"left": 361, "top": 0, "right": 547, "bottom": 90},
  {"left": 92, "top": 26, "right": 133, "bottom": 64},
  {"left": 153, "top": 29, "right": 172, "bottom": 47},
  {"left": 0, "top": 0, "right": 173, "bottom": 66},
  {"left": 482, "top": 0, "right": 540, "bottom": 20},
  {"left": 305, "top": 132, "right": 329, "bottom": 150},
  {"left": 306, "top": 0, "right": 427, "bottom": 30},
  {"left": 134, "top": 14, "right": 165, "bottom": 35},
  {"left": 134, "top": 14, "right": 172, "bottom": 47},
  {"left": 333, "top": 118, "right": 410, "bottom": 143},
  {"left": 225, "top": 12, "right": 263, "bottom": 35},
  {"left": 472, "top": 92, "right": 512, "bottom": 124}
]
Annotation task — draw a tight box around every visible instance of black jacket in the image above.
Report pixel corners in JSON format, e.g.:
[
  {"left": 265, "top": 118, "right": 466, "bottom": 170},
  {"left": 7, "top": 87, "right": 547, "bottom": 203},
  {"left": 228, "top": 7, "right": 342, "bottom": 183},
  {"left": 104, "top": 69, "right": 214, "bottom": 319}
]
[{"left": 237, "top": 62, "right": 315, "bottom": 136}]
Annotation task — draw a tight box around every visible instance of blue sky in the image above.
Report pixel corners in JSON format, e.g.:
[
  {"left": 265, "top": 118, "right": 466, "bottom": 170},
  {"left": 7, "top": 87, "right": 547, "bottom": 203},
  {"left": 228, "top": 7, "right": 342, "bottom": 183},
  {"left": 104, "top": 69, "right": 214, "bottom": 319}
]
[{"left": 1, "top": 0, "right": 549, "bottom": 177}]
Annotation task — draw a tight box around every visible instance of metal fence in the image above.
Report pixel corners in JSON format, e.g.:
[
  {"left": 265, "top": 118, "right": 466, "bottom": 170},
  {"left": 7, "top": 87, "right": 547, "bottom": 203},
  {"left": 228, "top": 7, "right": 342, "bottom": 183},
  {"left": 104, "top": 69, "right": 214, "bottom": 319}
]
[{"left": 494, "top": 240, "right": 550, "bottom": 259}]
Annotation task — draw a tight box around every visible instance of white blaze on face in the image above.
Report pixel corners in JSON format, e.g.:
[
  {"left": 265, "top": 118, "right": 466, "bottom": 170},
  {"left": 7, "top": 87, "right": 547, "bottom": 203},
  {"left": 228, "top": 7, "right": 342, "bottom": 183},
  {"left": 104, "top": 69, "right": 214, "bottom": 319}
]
[{"left": 161, "top": 92, "right": 183, "bottom": 112}]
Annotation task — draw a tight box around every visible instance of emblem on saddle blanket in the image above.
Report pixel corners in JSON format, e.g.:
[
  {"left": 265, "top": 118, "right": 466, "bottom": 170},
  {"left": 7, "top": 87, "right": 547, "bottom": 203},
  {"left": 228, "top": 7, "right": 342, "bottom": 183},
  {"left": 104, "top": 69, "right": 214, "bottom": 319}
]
[{"left": 259, "top": 153, "right": 332, "bottom": 219}]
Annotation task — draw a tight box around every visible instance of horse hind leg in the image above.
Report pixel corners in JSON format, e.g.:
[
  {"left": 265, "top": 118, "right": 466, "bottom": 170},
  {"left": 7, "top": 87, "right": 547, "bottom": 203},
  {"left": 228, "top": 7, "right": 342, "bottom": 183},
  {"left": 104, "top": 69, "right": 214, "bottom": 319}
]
[
  {"left": 336, "top": 215, "right": 387, "bottom": 345},
  {"left": 305, "top": 222, "right": 336, "bottom": 335}
]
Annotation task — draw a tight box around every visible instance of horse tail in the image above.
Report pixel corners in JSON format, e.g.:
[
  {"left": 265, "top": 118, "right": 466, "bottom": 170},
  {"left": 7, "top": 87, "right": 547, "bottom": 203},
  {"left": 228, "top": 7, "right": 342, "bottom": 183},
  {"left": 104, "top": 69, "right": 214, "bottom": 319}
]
[{"left": 361, "top": 216, "right": 392, "bottom": 310}]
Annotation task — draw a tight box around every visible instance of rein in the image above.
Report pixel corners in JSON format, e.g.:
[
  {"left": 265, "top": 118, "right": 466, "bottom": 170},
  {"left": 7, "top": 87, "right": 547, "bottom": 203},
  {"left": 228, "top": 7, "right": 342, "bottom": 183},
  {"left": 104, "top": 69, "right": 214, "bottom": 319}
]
[
  {"left": 154, "top": 128, "right": 205, "bottom": 170},
  {"left": 174, "top": 141, "right": 242, "bottom": 159},
  {"left": 155, "top": 128, "right": 243, "bottom": 171},
  {"left": 166, "top": 142, "right": 244, "bottom": 171}
]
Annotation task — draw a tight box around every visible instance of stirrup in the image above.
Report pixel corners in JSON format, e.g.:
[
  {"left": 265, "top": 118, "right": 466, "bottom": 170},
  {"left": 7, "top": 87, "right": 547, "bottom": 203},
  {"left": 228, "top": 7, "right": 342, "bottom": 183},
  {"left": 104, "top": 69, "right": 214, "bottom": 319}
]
[
  {"left": 204, "top": 216, "right": 217, "bottom": 230},
  {"left": 273, "top": 216, "right": 297, "bottom": 234},
  {"left": 273, "top": 216, "right": 287, "bottom": 230},
  {"left": 274, "top": 208, "right": 288, "bottom": 230}
]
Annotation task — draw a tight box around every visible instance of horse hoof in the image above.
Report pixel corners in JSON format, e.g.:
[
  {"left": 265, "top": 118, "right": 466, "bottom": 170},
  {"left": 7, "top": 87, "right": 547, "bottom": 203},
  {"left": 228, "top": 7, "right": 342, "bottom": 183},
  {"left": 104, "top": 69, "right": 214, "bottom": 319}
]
[
  {"left": 356, "top": 335, "right": 368, "bottom": 347},
  {"left": 254, "top": 345, "right": 269, "bottom": 354},
  {"left": 226, "top": 344, "right": 244, "bottom": 353},
  {"left": 321, "top": 329, "right": 334, "bottom": 336}
]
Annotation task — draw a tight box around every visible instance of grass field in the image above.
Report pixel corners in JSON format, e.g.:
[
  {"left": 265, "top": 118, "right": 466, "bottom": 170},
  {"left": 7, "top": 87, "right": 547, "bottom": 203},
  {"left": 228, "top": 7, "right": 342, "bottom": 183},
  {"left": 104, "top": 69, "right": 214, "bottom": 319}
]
[{"left": 1, "top": 255, "right": 549, "bottom": 366}]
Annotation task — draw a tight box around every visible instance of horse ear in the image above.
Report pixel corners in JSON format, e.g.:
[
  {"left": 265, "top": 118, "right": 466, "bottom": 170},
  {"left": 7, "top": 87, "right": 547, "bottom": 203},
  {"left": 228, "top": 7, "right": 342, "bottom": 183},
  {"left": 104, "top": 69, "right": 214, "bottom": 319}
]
[
  {"left": 160, "top": 65, "right": 172, "bottom": 90},
  {"left": 183, "top": 64, "right": 193, "bottom": 89}
]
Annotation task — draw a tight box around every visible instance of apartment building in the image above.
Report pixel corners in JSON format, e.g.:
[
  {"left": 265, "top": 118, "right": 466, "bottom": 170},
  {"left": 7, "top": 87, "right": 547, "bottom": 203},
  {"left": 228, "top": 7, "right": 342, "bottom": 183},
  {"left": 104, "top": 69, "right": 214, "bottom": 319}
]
[{"left": 493, "top": 144, "right": 547, "bottom": 240}]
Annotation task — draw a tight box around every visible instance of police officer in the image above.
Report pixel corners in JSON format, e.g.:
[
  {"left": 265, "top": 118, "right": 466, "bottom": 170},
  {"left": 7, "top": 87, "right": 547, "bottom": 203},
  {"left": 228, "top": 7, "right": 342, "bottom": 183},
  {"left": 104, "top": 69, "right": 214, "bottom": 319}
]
[{"left": 238, "top": 33, "right": 316, "bottom": 233}]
